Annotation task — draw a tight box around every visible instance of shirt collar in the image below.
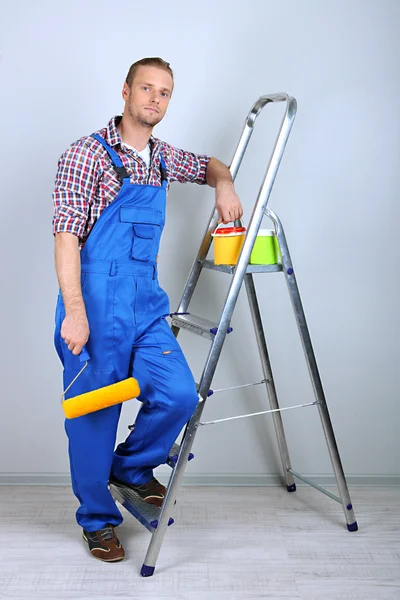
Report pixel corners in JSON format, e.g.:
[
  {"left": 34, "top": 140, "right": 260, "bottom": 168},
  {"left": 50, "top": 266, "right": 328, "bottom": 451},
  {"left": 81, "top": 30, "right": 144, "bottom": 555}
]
[{"left": 105, "top": 116, "right": 159, "bottom": 152}]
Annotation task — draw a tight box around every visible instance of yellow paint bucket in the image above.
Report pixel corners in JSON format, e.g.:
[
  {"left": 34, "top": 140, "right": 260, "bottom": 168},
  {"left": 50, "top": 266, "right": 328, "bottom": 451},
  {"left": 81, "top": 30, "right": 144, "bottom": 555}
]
[{"left": 212, "top": 224, "right": 246, "bottom": 265}]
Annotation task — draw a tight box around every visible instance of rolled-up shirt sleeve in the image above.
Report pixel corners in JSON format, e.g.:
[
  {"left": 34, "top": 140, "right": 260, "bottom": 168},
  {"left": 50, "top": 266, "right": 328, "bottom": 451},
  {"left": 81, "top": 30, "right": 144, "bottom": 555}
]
[
  {"left": 167, "top": 146, "right": 210, "bottom": 185},
  {"left": 52, "top": 140, "right": 99, "bottom": 239}
]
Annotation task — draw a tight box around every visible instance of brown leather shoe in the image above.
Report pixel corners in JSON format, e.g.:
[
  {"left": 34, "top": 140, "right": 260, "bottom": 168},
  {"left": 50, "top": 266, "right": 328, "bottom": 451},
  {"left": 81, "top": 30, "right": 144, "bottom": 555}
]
[
  {"left": 110, "top": 476, "right": 166, "bottom": 508},
  {"left": 82, "top": 525, "right": 125, "bottom": 562}
]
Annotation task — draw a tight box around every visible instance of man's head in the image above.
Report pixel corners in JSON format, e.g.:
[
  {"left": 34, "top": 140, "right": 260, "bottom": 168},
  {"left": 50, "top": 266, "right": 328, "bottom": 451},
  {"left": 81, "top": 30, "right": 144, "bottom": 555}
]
[{"left": 122, "top": 57, "right": 174, "bottom": 129}]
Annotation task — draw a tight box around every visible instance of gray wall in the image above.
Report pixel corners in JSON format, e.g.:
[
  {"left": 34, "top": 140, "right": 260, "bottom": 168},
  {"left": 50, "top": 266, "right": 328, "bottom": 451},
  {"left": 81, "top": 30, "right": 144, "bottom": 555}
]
[{"left": 0, "top": 0, "right": 399, "bottom": 484}]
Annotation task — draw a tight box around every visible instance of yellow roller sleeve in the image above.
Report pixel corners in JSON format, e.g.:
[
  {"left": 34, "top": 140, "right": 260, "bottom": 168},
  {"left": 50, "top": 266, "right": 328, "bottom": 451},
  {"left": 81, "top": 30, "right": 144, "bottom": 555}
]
[{"left": 62, "top": 377, "right": 140, "bottom": 419}]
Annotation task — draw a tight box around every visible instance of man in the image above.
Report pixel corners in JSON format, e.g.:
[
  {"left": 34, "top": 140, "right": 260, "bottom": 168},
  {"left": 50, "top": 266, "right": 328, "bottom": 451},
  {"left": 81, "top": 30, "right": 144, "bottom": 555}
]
[{"left": 53, "top": 57, "right": 243, "bottom": 562}]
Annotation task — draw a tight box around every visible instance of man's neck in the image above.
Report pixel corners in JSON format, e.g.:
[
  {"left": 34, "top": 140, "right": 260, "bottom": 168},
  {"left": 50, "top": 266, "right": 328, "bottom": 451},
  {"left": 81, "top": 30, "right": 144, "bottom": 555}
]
[{"left": 117, "top": 115, "right": 152, "bottom": 152}]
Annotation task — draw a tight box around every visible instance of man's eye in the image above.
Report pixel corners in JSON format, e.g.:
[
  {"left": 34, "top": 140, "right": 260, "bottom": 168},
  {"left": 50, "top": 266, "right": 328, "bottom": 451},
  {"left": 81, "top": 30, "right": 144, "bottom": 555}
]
[
  {"left": 161, "top": 92, "right": 169, "bottom": 98},
  {"left": 143, "top": 86, "right": 149, "bottom": 91}
]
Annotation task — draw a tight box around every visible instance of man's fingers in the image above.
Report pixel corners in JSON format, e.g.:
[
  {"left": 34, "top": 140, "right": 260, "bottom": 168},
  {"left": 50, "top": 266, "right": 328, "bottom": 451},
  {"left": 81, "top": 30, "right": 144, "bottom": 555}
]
[
  {"left": 67, "top": 340, "right": 86, "bottom": 354},
  {"left": 221, "top": 210, "right": 230, "bottom": 224},
  {"left": 217, "top": 203, "right": 243, "bottom": 225}
]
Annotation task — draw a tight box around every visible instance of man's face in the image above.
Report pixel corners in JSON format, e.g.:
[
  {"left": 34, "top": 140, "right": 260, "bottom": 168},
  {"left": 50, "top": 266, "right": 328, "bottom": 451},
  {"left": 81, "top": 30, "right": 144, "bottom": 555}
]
[{"left": 123, "top": 66, "right": 173, "bottom": 128}]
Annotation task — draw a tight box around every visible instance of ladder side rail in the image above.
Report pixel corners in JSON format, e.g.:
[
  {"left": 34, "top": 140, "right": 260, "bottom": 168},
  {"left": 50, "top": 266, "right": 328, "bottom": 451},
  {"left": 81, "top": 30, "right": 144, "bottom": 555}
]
[
  {"left": 267, "top": 208, "right": 326, "bottom": 403},
  {"left": 141, "top": 399, "right": 205, "bottom": 575},
  {"left": 198, "top": 97, "right": 297, "bottom": 397},
  {"left": 267, "top": 207, "right": 357, "bottom": 527},
  {"left": 244, "top": 273, "right": 295, "bottom": 489}
]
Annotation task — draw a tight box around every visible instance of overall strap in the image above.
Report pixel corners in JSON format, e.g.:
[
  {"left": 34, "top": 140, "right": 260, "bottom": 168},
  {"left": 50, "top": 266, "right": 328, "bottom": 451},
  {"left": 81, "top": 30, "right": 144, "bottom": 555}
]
[
  {"left": 92, "top": 133, "right": 130, "bottom": 183},
  {"left": 94, "top": 133, "right": 168, "bottom": 187},
  {"left": 159, "top": 153, "right": 168, "bottom": 188}
]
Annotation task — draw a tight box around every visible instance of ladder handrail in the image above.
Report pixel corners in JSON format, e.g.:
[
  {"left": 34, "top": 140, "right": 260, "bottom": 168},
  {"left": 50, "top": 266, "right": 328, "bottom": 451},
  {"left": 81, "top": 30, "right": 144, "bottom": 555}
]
[
  {"left": 174, "top": 93, "right": 297, "bottom": 318},
  {"left": 230, "top": 93, "right": 296, "bottom": 178}
]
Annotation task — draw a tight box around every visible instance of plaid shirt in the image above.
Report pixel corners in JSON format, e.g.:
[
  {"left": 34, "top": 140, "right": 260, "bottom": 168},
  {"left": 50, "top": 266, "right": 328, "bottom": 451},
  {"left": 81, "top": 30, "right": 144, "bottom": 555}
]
[{"left": 52, "top": 116, "right": 210, "bottom": 244}]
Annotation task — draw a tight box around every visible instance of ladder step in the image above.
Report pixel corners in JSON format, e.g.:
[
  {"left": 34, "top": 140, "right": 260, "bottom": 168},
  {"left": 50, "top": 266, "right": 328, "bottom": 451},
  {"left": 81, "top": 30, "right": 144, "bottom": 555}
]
[
  {"left": 171, "top": 313, "right": 233, "bottom": 341},
  {"left": 201, "top": 259, "right": 282, "bottom": 274},
  {"left": 167, "top": 442, "right": 194, "bottom": 467},
  {"left": 110, "top": 483, "right": 174, "bottom": 533}
]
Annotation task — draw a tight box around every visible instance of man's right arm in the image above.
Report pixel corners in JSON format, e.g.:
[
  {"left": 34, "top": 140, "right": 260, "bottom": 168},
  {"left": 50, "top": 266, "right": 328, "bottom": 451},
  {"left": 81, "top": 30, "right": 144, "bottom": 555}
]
[
  {"left": 55, "top": 232, "right": 89, "bottom": 356},
  {"left": 53, "top": 139, "right": 100, "bottom": 355}
]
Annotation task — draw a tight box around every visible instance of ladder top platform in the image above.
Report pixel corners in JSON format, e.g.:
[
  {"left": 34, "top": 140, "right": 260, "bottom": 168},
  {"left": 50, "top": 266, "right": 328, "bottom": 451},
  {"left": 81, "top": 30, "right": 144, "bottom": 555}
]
[{"left": 201, "top": 259, "right": 283, "bottom": 275}]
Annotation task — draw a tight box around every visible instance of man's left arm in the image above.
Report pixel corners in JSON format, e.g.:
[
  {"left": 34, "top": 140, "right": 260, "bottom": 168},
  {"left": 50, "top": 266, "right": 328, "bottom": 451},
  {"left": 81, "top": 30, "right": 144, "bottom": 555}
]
[
  {"left": 167, "top": 147, "right": 243, "bottom": 224},
  {"left": 206, "top": 157, "right": 243, "bottom": 224}
]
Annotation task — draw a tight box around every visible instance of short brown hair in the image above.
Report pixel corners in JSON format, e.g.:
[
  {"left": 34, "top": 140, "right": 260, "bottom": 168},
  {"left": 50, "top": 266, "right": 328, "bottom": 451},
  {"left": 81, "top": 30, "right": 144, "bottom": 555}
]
[{"left": 125, "top": 57, "right": 174, "bottom": 89}]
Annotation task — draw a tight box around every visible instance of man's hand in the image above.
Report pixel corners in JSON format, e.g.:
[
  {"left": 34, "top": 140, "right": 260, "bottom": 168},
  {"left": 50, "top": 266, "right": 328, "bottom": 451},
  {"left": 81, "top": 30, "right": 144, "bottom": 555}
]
[
  {"left": 61, "top": 312, "right": 90, "bottom": 356},
  {"left": 206, "top": 158, "right": 243, "bottom": 224},
  {"left": 215, "top": 181, "right": 243, "bottom": 224}
]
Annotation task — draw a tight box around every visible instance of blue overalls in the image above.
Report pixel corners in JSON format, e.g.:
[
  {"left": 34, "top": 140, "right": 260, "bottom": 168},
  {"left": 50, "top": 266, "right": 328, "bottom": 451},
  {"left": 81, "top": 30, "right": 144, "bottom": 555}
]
[{"left": 54, "top": 134, "right": 198, "bottom": 532}]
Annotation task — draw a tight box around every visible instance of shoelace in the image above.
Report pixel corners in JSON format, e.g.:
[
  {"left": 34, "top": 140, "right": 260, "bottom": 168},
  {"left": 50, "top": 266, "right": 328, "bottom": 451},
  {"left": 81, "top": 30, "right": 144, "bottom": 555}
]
[{"left": 99, "top": 526, "right": 114, "bottom": 541}]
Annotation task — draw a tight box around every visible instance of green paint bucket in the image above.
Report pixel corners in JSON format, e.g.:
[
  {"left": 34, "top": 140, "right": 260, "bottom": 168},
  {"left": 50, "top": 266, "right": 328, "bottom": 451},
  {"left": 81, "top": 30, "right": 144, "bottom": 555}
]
[
  {"left": 274, "top": 235, "right": 281, "bottom": 263},
  {"left": 250, "top": 229, "right": 278, "bottom": 265}
]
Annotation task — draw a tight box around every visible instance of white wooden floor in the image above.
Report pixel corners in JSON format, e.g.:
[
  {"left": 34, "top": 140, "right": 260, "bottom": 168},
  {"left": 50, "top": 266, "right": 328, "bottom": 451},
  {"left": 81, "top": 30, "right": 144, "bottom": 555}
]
[{"left": 0, "top": 485, "right": 399, "bottom": 599}]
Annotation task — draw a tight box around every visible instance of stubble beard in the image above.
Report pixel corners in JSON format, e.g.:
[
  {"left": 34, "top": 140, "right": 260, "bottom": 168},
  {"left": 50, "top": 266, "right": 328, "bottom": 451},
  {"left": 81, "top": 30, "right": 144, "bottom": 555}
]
[{"left": 127, "top": 103, "right": 161, "bottom": 129}]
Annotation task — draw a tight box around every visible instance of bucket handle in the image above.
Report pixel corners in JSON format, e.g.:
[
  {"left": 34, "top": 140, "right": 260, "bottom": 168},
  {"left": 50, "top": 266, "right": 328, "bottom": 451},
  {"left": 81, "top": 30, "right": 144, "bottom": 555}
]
[
  {"left": 213, "top": 218, "right": 245, "bottom": 235},
  {"left": 61, "top": 346, "right": 91, "bottom": 403}
]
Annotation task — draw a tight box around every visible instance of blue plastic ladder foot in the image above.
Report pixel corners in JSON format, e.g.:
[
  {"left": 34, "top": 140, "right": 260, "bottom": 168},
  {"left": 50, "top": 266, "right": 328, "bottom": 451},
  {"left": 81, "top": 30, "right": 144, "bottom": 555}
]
[
  {"left": 141, "top": 564, "right": 155, "bottom": 577},
  {"left": 286, "top": 483, "right": 296, "bottom": 492},
  {"left": 347, "top": 521, "right": 358, "bottom": 532}
]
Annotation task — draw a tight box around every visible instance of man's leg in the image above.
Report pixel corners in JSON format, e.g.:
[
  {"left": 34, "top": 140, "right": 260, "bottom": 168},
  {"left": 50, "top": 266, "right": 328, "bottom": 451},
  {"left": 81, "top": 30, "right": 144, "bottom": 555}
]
[
  {"left": 55, "top": 276, "right": 133, "bottom": 532},
  {"left": 54, "top": 274, "right": 134, "bottom": 560},
  {"left": 65, "top": 403, "right": 124, "bottom": 531},
  {"left": 111, "top": 317, "right": 198, "bottom": 486}
]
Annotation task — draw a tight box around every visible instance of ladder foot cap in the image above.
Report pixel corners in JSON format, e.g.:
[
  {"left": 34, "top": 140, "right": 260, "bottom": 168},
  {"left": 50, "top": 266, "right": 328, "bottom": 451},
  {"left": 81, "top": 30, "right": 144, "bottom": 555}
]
[
  {"left": 141, "top": 564, "right": 155, "bottom": 577},
  {"left": 286, "top": 483, "right": 296, "bottom": 492},
  {"left": 347, "top": 521, "right": 358, "bottom": 532}
]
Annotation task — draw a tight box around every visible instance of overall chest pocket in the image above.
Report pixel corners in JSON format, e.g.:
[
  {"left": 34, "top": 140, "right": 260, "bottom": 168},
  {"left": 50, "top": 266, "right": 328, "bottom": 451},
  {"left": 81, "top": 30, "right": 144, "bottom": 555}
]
[{"left": 120, "top": 207, "right": 163, "bottom": 262}]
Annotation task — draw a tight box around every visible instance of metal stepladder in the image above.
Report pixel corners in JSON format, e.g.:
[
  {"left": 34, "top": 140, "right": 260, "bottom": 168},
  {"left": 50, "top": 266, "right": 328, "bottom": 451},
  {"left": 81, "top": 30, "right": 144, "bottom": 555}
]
[{"left": 110, "top": 93, "right": 358, "bottom": 577}]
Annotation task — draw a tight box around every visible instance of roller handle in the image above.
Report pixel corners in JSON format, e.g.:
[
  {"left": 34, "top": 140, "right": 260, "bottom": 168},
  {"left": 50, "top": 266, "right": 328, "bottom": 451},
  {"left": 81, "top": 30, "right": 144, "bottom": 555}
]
[
  {"left": 79, "top": 346, "right": 91, "bottom": 363},
  {"left": 63, "top": 339, "right": 91, "bottom": 363},
  {"left": 61, "top": 345, "right": 91, "bottom": 402}
]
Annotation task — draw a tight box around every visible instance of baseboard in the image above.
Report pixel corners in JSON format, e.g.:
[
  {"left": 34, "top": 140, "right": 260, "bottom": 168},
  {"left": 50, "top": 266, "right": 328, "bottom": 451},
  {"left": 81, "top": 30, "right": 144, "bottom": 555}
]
[{"left": 0, "top": 473, "right": 399, "bottom": 486}]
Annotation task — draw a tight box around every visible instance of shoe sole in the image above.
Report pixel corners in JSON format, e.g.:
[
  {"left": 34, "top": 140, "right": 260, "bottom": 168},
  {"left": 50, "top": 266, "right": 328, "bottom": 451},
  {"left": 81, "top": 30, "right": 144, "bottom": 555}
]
[
  {"left": 82, "top": 532, "right": 125, "bottom": 562},
  {"left": 110, "top": 478, "right": 174, "bottom": 508}
]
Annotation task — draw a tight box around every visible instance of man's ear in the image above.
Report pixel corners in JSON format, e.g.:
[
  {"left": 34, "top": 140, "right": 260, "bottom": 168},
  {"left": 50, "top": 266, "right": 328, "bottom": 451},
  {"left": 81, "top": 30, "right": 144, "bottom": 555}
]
[{"left": 122, "top": 82, "right": 130, "bottom": 101}]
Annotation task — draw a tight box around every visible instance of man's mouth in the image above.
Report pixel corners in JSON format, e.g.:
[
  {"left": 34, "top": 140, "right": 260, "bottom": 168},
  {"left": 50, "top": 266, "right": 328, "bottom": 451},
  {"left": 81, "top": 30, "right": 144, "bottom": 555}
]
[{"left": 144, "top": 107, "right": 159, "bottom": 113}]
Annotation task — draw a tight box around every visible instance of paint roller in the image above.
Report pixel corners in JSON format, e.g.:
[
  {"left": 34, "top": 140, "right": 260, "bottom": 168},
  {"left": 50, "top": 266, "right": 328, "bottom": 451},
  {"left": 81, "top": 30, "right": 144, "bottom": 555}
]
[{"left": 61, "top": 347, "right": 140, "bottom": 419}]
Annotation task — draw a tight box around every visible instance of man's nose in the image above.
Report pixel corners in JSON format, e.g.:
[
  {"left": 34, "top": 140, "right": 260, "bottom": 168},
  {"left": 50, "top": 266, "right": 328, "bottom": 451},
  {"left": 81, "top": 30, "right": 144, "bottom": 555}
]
[{"left": 150, "top": 92, "right": 160, "bottom": 103}]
